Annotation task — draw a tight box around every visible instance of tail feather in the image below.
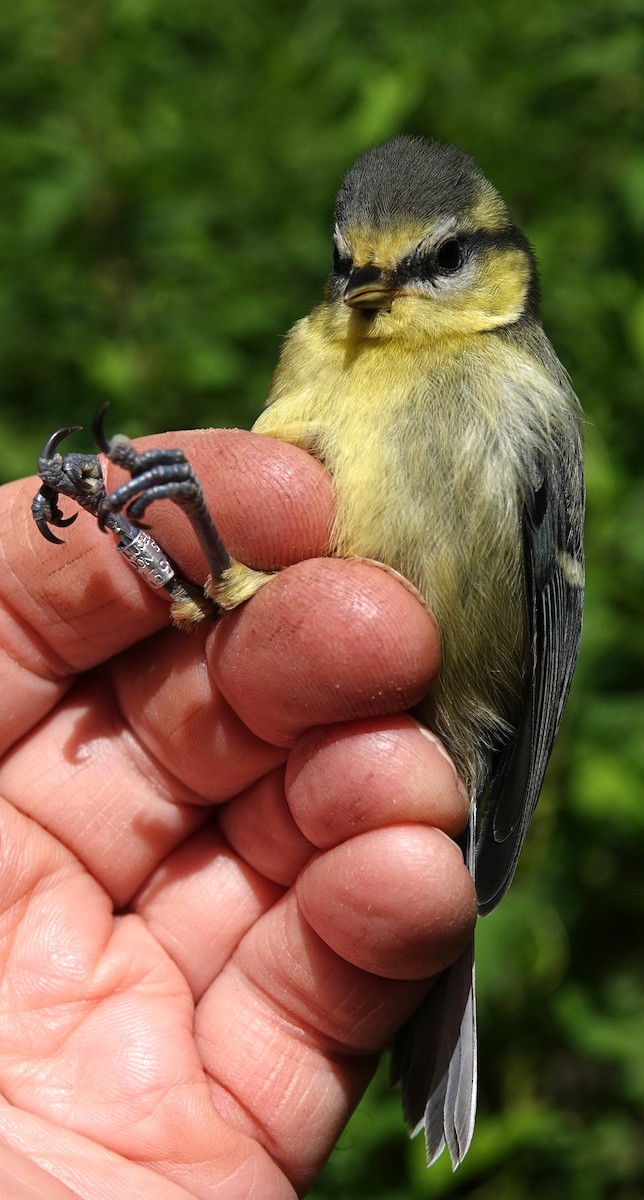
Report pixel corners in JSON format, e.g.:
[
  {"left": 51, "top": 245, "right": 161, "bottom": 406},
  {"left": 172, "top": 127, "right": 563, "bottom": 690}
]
[
  {"left": 391, "top": 806, "right": 477, "bottom": 1169},
  {"left": 391, "top": 940, "right": 477, "bottom": 1168}
]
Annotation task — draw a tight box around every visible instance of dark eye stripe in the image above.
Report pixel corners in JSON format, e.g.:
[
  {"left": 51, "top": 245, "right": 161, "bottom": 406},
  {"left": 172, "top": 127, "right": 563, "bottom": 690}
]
[
  {"left": 333, "top": 246, "right": 352, "bottom": 275},
  {"left": 394, "top": 224, "right": 531, "bottom": 287}
]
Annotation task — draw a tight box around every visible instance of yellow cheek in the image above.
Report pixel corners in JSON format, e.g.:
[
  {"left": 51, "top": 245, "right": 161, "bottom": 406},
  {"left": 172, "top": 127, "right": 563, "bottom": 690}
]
[
  {"left": 474, "top": 248, "right": 530, "bottom": 323},
  {"left": 399, "top": 248, "right": 531, "bottom": 338}
]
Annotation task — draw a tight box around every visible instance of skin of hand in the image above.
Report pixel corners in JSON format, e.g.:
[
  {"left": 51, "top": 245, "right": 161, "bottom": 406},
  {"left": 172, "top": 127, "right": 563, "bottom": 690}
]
[{"left": 0, "top": 428, "right": 476, "bottom": 1200}]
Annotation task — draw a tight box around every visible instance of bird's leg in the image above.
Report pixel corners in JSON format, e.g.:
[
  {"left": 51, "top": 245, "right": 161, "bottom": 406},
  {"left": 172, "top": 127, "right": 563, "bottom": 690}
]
[
  {"left": 32, "top": 411, "right": 227, "bottom": 626},
  {"left": 91, "top": 406, "right": 239, "bottom": 625},
  {"left": 88, "top": 408, "right": 277, "bottom": 615}
]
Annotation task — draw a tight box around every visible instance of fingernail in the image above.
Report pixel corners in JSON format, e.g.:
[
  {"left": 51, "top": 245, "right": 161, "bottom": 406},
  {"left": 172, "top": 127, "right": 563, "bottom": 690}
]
[{"left": 412, "top": 722, "right": 471, "bottom": 809}]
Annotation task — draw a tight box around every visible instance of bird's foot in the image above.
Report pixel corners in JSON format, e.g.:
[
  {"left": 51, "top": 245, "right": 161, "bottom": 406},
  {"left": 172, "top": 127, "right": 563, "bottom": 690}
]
[{"left": 32, "top": 406, "right": 232, "bottom": 625}]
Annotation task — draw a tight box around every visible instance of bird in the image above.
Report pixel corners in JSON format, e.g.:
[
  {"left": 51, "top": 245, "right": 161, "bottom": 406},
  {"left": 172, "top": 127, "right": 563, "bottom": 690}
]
[
  {"left": 33, "top": 135, "right": 585, "bottom": 1169},
  {"left": 216, "top": 135, "right": 585, "bottom": 1167}
]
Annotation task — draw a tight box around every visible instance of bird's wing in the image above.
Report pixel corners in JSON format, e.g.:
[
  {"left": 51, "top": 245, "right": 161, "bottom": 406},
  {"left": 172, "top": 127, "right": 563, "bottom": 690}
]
[{"left": 474, "top": 429, "right": 585, "bottom": 915}]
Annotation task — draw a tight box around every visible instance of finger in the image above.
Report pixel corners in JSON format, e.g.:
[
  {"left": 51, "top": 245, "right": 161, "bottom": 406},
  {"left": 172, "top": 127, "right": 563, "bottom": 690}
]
[
  {"left": 134, "top": 766, "right": 313, "bottom": 1001},
  {"left": 295, "top": 825, "right": 474, "bottom": 979},
  {"left": 134, "top": 765, "right": 315, "bottom": 1001},
  {"left": 110, "top": 625, "right": 285, "bottom": 802},
  {"left": 0, "top": 645, "right": 283, "bottom": 908},
  {"left": 0, "top": 672, "right": 206, "bottom": 907},
  {"left": 112, "top": 558, "right": 439, "bottom": 799},
  {"left": 196, "top": 828, "right": 477, "bottom": 1191},
  {"left": 217, "top": 767, "right": 315, "bottom": 886},
  {"left": 134, "top": 717, "right": 468, "bottom": 1000},
  {"left": 216, "top": 719, "right": 469, "bottom": 883},
  {"left": 133, "top": 824, "right": 284, "bottom": 1002},
  {"left": 138, "top": 429, "right": 334, "bottom": 580},
  {"left": 0, "top": 431, "right": 333, "bottom": 753},
  {"left": 211, "top": 557, "right": 440, "bottom": 746},
  {"left": 0, "top": 475, "right": 171, "bottom": 686},
  {"left": 286, "top": 716, "right": 470, "bottom": 845}
]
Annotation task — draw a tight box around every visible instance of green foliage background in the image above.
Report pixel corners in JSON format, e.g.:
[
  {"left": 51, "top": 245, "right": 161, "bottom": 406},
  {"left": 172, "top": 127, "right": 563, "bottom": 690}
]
[{"left": 1, "top": 1, "right": 643, "bottom": 1196}]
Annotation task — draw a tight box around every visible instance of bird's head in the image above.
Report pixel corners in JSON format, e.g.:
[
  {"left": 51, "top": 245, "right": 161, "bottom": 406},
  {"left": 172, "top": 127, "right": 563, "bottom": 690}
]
[{"left": 325, "top": 136, "right": 538, "bottom": 344}]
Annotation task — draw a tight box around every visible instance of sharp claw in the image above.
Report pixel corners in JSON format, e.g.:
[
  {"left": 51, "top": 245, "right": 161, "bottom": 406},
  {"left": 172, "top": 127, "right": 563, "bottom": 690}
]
[
  {"left": 36, "top": 519, "right": 66, "bottom": 545},
  {"left": 54, "top": 512, "right": 78, "bottom": 529},
  {"left": 91, "top": 403, "right": 111, "bottom": 454},
  {"left": 32, "top": 482, "right": 80, "bottom": 543},
  {"left": 40, "top": 425, "right": 83, "bottom": 460},
  {"left": 97, "top": 505, "right": 119, "bottom": 534},
  {"left": 125, "top": 497, "right": 151, "bottom": 529}
]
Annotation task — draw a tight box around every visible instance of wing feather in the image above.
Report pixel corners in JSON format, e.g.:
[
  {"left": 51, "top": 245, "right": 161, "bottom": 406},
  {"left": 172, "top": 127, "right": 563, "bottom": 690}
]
[{"left": 475, "top": 431, "right": 584, "bottom": 914}]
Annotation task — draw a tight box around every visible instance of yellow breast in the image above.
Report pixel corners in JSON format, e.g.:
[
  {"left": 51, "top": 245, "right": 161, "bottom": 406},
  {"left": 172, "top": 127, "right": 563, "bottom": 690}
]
[{"left": 252, "top": 304, "right": 553, "bottom": 791}]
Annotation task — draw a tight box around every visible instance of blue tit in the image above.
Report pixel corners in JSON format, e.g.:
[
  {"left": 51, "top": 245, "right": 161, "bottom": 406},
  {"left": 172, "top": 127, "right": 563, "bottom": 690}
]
[{"left": 216, "top": 136, "right": 584, "bottom": 1167}]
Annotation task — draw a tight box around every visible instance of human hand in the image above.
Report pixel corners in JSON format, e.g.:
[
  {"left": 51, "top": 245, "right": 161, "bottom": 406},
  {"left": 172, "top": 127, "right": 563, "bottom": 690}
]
[{"left": 0, "top": 430, "right": 476, "bottom": 1199}]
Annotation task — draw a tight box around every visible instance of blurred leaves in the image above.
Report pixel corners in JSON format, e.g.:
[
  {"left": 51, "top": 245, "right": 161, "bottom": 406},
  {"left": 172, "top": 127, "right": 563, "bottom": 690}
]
[{"left": 1, "top": 1, "right": 642, "bottom": 1197}]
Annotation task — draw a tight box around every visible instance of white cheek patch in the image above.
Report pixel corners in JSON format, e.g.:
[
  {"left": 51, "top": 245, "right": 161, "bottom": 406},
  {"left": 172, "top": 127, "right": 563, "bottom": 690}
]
[
  {"left": 437, "top": 256, "right": 478, "bottom": 293},
  {"left": 407, "top": 256, "right": 478, "bottom": 298}
]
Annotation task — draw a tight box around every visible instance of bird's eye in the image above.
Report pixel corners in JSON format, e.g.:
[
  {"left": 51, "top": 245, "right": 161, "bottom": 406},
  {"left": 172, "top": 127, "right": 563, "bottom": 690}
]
[
  {"left": 435, "top": 238, "right": 464, "bottom": 273},
  {"left": 333, "top": 245, "right": 352, "bottom": 276}
]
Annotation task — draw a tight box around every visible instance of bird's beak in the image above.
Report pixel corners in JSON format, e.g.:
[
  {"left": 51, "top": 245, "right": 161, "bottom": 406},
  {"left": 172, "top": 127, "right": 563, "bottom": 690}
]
[{"left": 344, "top": 265, "right": 396, "bottom": 312}]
